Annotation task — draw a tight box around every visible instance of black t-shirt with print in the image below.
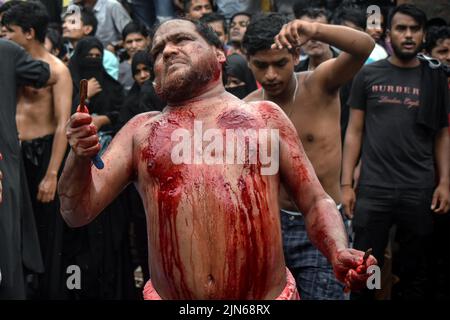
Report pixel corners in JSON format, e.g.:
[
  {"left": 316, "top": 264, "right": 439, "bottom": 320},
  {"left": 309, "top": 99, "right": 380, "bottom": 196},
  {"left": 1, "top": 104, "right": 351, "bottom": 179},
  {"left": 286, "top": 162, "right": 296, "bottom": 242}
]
[{"left": 348, "top": 59, "right": 447, "bottom": 188}]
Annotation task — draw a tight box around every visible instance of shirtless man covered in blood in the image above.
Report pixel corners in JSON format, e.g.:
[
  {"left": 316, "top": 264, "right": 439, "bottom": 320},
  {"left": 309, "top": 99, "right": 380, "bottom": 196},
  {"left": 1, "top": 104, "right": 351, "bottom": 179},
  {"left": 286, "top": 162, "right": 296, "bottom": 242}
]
[{"left": 58, "top": 18, "right": 376, "bottom": 300}]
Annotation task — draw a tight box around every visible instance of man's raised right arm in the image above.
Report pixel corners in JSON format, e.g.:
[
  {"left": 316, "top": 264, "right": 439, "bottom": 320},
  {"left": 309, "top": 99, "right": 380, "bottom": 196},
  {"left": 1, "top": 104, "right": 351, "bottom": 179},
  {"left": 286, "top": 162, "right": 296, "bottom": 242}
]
[
  {"left": 57, "top": 112, "right": 153, "bottom": 227},
  {"left": 273, "top": 20, "right": 374, "bottom": 93}
]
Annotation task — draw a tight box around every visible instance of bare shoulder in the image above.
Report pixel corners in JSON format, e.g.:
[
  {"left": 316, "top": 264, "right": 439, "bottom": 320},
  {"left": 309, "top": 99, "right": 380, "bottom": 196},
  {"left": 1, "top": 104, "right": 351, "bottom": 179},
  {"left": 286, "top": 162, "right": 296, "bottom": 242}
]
[
  {"left": 45, "top": 53, "right": 71, "bottom": 80},
  {"left": 127, "top": 111, "right": 162, "bottom": 130},
  {"left": 297, "top": 70, "right": 314, "bottom": 90},
  {"left": 240, "top": 91, "right": 288, "bottom": 122},
  {"left": 243, "top": 88, "right": 263, "bottom": 102},
  {"left": 248, "top": 100, "right": 287, "bottom": 120}
]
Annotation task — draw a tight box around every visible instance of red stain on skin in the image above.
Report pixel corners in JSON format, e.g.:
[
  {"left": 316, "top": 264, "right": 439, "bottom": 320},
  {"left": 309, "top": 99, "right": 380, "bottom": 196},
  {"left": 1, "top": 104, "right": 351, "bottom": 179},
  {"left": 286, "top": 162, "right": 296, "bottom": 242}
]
[
  {"left": 257, "top": 101, "right": 310, "bottom": 183},
  {"left": 140, "top": 110, "right": 197, "bottom": 299},
  {"left": 138, "top": 102, "right": 280, "bottom": 299},
  {"left": 216, "top": 109, "right": 260, "bottom": 130},
  {"left": 215, "top": 108, "right": 274, "bottom": 297},
  {"left": 242, "top": 169, "right": 270, "bottom": 299},
  {"left": 217, "top": 158, "right": 272, "bottom": 299}
]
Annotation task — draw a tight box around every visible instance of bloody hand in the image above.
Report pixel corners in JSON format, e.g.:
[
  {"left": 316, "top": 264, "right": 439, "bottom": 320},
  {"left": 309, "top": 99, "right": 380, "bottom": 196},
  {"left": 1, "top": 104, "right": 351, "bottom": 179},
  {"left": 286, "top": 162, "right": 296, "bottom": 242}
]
[
  {"left": 66, "top": 112, "right": 100, "bottom": 159},
  {"left": 74, "top": 79, "right": 104, "bottom": 169},
  {"left": 333, "top": 248, "right": 378, "bottom": 292}
]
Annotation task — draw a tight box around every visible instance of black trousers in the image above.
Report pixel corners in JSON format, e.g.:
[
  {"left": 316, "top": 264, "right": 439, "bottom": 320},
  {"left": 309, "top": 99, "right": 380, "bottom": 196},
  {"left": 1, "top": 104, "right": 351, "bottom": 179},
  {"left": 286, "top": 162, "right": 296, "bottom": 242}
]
[
  {"left": 21, "top": 134, "right": 67, "bottom": 299},
  {"left": 351, "top": 185, "right": 434, "bottom": 300}
]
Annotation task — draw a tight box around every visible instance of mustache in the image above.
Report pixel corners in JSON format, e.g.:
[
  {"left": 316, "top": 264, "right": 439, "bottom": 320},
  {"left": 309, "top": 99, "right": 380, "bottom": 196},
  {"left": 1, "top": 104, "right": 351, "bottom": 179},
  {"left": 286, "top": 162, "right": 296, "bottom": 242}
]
[
  {"left": 262, "top": 82, "right": 282, "bottom": 87},
  {"left": 166, "top": 57, "right": 188, "bottom": 65}
]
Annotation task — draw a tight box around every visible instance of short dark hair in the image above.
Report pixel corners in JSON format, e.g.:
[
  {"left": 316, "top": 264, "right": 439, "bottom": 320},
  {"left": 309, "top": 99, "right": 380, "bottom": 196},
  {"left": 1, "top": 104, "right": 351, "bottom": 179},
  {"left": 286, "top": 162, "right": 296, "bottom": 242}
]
[
  {"left": 200, "top": 12, "right": 227, "bottom": 34},
  {"left": 2, "top": 1, "right": 49, "bottom": 43},
  {"left": 64, "top": 6, "right": 98, "bottom": 35},
  {"left": 46, "top": 27, "right": 64, "bottom": 57},
  {"left": 230, "top": 11, "right": 252, "bottom": 23},
  {"left": 184, "top": 0, "right": 214, "bottom": 14},
  {"left": 0, "top": 0, "right": 21, "bottom": 15},
  {"left": 242, "top": 13, "right": 289, "bottom": 57},
  {"left": 80, "top": 7, "right": 97, "bottom": 35},
  {"left": 293, "top": 0, "right": 329, "bottom": 19},
  {"left": 152, "top": 18, "right": 222, "bottom": 50},
  {"left": 387, "top": 4, "right": 427, "bottom": 30},
  {"left": 294, "top": 7, "right": 330, "bottom": 22},
  {"left": 122, "top": 21, "right": 149, "bottom": 40},
  {"left": 333, "top": 6, "right": 366, "bottom": 30},
  {"left": 424, "top": 26, "right": 450, "bottom": 53}
]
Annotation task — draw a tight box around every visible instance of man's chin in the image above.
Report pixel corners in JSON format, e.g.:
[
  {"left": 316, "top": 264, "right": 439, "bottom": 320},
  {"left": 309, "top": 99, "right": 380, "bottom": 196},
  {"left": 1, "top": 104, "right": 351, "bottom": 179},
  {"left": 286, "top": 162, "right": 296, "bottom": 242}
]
[
  {"left": 264, "top": 87, "right": 284, "bottom": 98},
  {"left": 397, "top": 50, "right": 419, "bottom": 61},
  {"left": 156, "top": 82, "right": 193, "bottom": 103}
]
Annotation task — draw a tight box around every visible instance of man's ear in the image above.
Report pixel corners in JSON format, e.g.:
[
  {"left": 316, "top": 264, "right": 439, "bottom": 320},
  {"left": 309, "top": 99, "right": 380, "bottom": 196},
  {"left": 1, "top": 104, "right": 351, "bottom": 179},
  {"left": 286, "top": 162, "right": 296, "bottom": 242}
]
[
  {"left": 247, "top": 58, "right": 253, "bottom": 69},
  {"left": 53, "top": 48, "right": 61, "bottom": 57},
  {"left": 215, "top": 47, "right": 226, "bottom": 64},
  {"left": 25, "top": 28, "right": 34, "bottom": 40},
  {"left": 385, "top": 29, "right": 391, "bottom": 44},
  {"left": 83, "top": 25, "right": 93, "bottom": 36}
]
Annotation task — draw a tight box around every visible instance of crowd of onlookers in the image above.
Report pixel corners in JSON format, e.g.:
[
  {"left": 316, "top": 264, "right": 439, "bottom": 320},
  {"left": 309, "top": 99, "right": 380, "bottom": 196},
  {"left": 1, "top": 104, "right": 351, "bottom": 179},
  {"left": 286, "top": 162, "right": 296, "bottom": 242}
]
[{"left": 0, "top": 0, "right": 449, "bottom": 300}]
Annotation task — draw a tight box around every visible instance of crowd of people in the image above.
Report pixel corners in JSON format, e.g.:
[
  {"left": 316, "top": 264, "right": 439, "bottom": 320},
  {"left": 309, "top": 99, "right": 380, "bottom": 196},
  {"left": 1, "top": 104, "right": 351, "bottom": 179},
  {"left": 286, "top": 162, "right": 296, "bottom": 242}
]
[{"left": 0, "top": 0, "right": 449, "bottom": 301}]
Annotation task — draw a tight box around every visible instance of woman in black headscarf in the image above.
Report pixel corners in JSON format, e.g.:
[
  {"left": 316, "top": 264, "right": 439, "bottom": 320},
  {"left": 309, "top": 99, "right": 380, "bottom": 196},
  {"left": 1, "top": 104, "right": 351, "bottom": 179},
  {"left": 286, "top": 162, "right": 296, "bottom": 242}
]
[
  {"left": 224, "top": 53, "right": 257, "bottom": 99},
  {"left": 69, "top": 36, "right": 124, "bottom": 136},
  {"left": 117, "top": 50, "right": 164, "bottom": 130},
  {"left": 65, "top": 37, "right": 137, "bottom": 300}
]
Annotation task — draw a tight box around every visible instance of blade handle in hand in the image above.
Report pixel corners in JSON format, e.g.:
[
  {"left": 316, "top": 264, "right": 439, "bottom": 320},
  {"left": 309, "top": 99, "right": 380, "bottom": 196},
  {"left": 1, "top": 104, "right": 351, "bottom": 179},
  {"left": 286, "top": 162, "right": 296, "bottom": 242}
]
[{"left": 78, "top": 79, "right": 104, "bottom": 170}]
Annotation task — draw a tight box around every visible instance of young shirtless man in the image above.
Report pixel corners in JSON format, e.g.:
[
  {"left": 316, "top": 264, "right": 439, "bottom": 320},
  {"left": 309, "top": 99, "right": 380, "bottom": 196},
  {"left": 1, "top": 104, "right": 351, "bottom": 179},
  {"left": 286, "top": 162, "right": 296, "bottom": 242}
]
[
  {"left": 58, "top": 18, "right": 376, "bottom": 300},
  {"left": 2, "top": 1, "right": 72, "bottom": 298},
  {"left": 243, "top": 13, "right": 374, "bottom": 299}
]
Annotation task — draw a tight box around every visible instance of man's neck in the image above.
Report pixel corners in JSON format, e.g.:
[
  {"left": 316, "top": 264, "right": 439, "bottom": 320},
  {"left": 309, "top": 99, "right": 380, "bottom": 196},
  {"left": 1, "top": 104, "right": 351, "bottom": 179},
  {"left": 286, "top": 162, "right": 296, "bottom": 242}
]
[
  {"left": 70, "top": 36, "right": 86, "bottom": 50},
  {"left": 266, "top": 73, "right": 298, "bottom": 107},
  {"left": 167, "top": 80, "right": 226, "bottom": 108},
  {"left": 308, "top": 47, "right": 333, "bottom": 71},
  {"left": 388, "top": 55, "right": 420, "bottom": 68},
  {"left": 26, "top": 41, "right": 47, "bottom": 59}
]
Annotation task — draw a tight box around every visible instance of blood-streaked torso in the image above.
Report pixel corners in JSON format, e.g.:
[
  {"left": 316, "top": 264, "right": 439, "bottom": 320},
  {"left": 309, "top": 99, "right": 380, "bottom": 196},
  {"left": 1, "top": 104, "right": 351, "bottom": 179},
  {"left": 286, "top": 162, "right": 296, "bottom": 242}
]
[{"left": 131, "top": 95, "right": 288, "bottom": 299}]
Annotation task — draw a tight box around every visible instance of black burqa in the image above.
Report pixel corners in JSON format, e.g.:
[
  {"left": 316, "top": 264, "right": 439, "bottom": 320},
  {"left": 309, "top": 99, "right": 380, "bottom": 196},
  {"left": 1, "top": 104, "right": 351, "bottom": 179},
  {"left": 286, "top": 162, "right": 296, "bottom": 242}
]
[
  {"left": 65, "top": 37, "right": 137, "bottom": 299},
  {"left": 69, "top": 36, "right": 123, "bottom": 132},
  {"left": 118, "top": 50, "right": 164, "bottom": 129},
  {"left": 224, "top": 53, "right": 257, "bottom": 99},
  {"left": 0, "top": 39, "right": 48, "bottom": 299}
]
